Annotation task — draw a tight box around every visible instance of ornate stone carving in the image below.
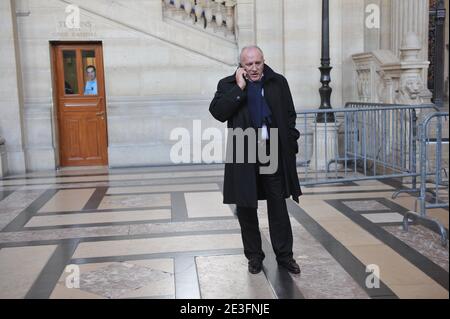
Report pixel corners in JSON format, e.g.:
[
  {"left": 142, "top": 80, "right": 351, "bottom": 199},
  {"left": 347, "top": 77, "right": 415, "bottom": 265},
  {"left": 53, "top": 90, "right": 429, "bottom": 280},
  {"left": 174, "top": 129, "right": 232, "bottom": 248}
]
[
  {"left": 352, "top": 32, "right": 431, "bottom": 105},
  {"left": 162, "top": 0, "right": 236, "bottom": 41},
  {"left": 396, "top": 73, "right": 427, "bottom": 104},
  {"left": 395, "top": 32, "right": 432, "bottom": 105}
]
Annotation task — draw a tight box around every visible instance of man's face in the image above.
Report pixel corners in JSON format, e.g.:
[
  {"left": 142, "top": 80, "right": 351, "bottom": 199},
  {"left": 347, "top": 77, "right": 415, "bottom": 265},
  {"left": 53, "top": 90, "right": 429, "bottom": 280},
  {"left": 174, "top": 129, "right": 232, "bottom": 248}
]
[
  {"left": 241, "top": 48, "right": 264, "bottom": 82},
  {"left": 86, "top": 67, "right": 96, "bottom": 81}
]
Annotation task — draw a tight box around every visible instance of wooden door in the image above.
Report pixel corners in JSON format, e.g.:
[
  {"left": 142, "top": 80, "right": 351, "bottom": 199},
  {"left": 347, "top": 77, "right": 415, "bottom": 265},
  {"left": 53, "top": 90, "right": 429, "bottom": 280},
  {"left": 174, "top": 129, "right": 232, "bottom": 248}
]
[{"left": 53, "top": 43, "right": 108, "bottom": 166}]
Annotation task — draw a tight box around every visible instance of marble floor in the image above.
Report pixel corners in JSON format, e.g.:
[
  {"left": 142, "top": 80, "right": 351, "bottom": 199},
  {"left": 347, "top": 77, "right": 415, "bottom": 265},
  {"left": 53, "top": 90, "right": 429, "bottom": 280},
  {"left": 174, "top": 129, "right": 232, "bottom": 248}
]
[{"left": 0, "top": 164, "right": 448, "bottom": 299}]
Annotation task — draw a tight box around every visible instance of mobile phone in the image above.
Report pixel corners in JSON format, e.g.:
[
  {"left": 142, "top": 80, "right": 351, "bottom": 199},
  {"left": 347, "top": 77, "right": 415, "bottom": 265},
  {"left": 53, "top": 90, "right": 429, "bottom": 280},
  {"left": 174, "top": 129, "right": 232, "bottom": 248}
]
[
  {"left": 239, "top": 64, "right": 248, "bottom": 80},
  {"left": 237, "top": 64, "right": 249, "bottom": 82}
]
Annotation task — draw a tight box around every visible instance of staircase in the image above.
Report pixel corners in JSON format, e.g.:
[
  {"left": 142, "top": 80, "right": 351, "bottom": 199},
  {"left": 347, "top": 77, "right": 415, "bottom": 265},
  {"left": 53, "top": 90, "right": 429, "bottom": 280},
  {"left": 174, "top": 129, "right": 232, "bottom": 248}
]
[
  {"left": 162, "top": 0, "right": 237, "bottom": 43},
  {"left": 58, "top": 0, "right": 239, "bottom": 65}
]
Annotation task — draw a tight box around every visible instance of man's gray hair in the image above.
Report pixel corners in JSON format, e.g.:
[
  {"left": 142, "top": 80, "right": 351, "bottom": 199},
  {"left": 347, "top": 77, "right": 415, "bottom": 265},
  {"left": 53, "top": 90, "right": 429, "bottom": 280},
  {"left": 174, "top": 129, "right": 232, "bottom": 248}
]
[{"left": 239, "top": 45, "right": 264, "bottom": 63}]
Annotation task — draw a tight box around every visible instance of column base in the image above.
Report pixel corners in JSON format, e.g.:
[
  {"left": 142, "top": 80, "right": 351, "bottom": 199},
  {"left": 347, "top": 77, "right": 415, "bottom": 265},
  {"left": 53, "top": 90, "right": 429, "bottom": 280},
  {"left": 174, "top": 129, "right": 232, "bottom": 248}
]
[{"left": 310, "top": 123, "right": 342, "bottom": 171}]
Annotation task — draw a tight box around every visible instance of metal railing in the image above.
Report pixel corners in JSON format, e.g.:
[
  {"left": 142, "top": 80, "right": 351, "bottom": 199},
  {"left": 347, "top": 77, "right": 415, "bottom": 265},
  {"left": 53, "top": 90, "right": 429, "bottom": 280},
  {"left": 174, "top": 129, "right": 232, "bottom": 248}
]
[
  {"left": 295, "top": 104, "right": 436, "bottom": 186},
  {"left": 295, "top": 103, "right": 448, "bottom": 246},
  {"left": 403, "top": 111, "right": 449, "bottom": 246}
]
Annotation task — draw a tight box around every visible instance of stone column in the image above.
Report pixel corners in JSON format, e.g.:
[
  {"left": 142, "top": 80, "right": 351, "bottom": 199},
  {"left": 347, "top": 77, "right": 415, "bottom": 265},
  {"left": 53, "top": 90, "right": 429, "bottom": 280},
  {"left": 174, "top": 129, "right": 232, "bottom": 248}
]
[
  {"left": 364, "top": 0, "right": 381, "bottom": 52},
  {"left": 390, "top": 0, "right": 429, "bottom": 81},
  {"left": 255, "top": 0, "right": 284, "bottom": 73},
  {"left": 379, "top": 0, "right": 391, "bottom": 50},
  {"left": 235, "top": 0, "right": 256, "bottom": 54},
  {"left": 342, "top": 0, "right": 365, "bottom": 104},
  {"left": 0, "top": 0, "right": 26, "bottom": 175},
  {"left": 394, "top": 32, "right": 432, "bottom": 106},
  {"left": 310, "top": 122, "right": 341, "bottom": 171}
]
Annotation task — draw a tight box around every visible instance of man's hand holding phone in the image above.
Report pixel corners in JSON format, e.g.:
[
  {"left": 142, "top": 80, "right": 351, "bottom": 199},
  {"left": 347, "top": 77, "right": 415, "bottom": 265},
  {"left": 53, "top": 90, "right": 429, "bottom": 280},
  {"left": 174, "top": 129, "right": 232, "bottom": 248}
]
[{"left": 236, "top": 67, "right": 248, "bottom": 90}]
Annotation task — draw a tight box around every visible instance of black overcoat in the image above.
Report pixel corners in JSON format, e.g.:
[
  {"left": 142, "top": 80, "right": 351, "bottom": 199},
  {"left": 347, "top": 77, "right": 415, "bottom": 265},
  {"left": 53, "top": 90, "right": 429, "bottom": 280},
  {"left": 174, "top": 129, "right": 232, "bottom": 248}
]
[{"left": 209, "top": 64, "right": 302, "bottom": 208}]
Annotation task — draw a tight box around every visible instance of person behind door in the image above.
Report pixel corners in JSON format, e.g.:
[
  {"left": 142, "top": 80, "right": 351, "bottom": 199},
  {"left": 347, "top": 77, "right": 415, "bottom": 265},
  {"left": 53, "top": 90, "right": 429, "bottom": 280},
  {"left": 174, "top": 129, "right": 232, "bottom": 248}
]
[
  {"left": 84, "top": 65, "right": 97, "bottom": 95},
  {"left": 209, "top": 46, "right": 302, "bottom": 275}
]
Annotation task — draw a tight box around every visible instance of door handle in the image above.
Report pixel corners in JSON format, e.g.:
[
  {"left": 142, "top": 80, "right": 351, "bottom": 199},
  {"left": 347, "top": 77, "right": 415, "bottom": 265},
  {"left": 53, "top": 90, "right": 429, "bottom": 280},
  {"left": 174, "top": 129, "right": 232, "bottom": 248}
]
[{"left": 96, "top": 111, "right": 105, "bottom": 116}]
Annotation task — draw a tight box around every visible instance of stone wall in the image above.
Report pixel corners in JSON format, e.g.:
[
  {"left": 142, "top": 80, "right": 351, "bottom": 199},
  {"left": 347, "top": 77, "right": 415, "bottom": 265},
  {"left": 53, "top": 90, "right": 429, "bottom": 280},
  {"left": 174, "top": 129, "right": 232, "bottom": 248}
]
[{"left": 1, "top": 0, "right": 384, "bottom": 170}]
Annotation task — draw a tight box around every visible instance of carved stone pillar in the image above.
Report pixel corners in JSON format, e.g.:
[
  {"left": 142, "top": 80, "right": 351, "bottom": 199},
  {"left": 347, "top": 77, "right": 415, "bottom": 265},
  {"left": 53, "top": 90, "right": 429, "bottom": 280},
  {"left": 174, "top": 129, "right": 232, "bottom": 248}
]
[
  {"left": 352, "top": 32, "right": 431, "bottom": 106},
  {"left": 394, "top": 32, "right": 432, "bottom": 105},
  {"left": 390, "top": 0, "right": 429, "bottom": 81},
  {"left": 235, "top": 0, "right": 256, "bottom": 53}
]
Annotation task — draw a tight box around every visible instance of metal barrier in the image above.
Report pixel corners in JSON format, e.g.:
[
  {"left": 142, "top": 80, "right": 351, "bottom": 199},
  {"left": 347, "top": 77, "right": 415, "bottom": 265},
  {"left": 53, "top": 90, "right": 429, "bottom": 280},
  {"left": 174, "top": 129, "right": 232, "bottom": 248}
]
[
  {"left": 295, "top": 103, "right": 448, "bottom": 246},
  {"left": 295, "top": 104, "right": 436, "bottom": 186},
  {"left": 403, "top": 112, "right": 449, "bottom": 246}
]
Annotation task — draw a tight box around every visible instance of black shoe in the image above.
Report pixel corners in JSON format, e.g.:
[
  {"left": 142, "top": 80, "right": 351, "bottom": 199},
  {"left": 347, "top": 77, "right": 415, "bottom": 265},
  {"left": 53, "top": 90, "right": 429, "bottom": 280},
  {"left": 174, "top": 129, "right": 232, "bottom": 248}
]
[
  {"left": 248, "top": 260, "right": 263, "bottom": 274},
  {"left": 278, "top": 259, "right": 301, "bottom": 274}
]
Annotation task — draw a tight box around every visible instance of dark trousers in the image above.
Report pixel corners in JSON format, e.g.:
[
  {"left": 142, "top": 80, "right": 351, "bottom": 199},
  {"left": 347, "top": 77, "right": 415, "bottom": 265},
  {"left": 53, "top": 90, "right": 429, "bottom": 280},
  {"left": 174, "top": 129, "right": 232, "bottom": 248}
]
[{"left": 236, "top": 168, "right": 294, "bottom": 263}]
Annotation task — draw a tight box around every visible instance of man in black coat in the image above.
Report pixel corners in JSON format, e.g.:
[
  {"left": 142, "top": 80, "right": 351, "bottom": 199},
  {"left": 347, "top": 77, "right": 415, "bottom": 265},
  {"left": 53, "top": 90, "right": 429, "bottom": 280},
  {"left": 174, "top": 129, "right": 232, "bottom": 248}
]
[{"left": 209, "top": 46, "right": 302, "bottom": 274}]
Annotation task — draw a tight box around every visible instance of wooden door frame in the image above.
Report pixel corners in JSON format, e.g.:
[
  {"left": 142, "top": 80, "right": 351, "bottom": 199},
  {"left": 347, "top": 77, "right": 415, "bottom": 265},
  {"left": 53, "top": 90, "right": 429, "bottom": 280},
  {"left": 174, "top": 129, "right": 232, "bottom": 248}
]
[{"left": 50, "top": 41, "right": 109, "bottom": 168}]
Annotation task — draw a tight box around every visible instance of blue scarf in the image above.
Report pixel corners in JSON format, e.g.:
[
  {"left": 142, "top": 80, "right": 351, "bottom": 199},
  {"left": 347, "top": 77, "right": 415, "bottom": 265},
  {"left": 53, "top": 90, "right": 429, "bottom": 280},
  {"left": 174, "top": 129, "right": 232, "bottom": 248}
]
[{"left": 247, "top": 79, "right": 272, "bottom": 129}]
